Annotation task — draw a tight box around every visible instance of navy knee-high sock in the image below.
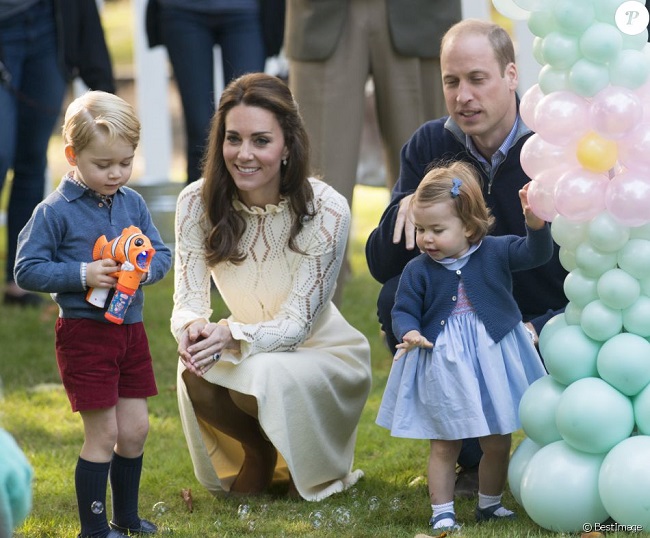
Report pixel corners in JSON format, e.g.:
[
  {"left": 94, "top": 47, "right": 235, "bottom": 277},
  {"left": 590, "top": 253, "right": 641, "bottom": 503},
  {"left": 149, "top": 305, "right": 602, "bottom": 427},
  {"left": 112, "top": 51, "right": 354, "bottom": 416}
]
[
  {"left": 75, "top": 457, "right": 111, "bottom": 538},
  {"left": 109, "top": 452, "right": 143, "bottom": 528}
]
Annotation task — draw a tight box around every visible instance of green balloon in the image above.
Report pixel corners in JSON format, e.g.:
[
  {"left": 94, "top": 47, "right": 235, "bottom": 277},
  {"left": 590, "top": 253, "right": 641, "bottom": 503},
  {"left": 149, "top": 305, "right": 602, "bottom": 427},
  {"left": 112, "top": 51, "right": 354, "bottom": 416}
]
[
  {"left": 609, "top": 49, "right": 650, "bottom": 90},
  {"left": 629, "top": 222, "right": 650, "bottom": 240},
  {"left": 569, "top": 58, "right": 610, "bottom": 97},
  {"left": 621, "top": 29, "right": 649, "bottom": 51},
  {"left": 564, "top": 269, "right": 599, "bottom": 308},
  {"left": 564, "top": 301, "right": 583, "bottom": 325},
  {"left": 520, "top": 375, "right": 565, "bottom": 446},
  {"left": 556, "top": 377, "right": 634, "bottom": 454},
  {"left": 508, "top": 437, "right": 543, "bottom": 506},
  {"left": 552, "top": 215, "right": 588, "bottom": 249},
  {"left": 623, "top": 296, "right": 650, "bottom": 337},
  {"left": 618, "top": 239, "right": 650, "bottom": 279},
  {"left": 539, "top": 313, "right": 569, "bottom": 357},
  {"left": 539, "top": 64, "right": 570, "bottom": 94},
  {"left": 588, "top": 211, "right": 630, "bottom": 253},
  {"left": 597, "top": 268, "right": 640, "bottom": 310},
  {"left": 575, "top": 242, "right": 617, "bottom": 277},
  {"left": 533, "top": 36, "right": 546, "bottom": 65},
  {"left": 594, "top": 0, "right": 627, "bottom": 23},
  {"left": 553, "top": 0, "right": 595, "bottom": 36},
  {"left": 542, "top": 31, "right": 581, "bottom": 69},
  {"left": 640, "top": 275, "right": 650, "bottom": 296},
  {"left": 633, "top": 383, "right": 650, "bottom": 434},
  {"left": 581, "top": 299, "right": 623, "bottom": 341},
  {"left": 559, "top": 246, "right": 578, "bottom": 272},
  {"left": 528, "top": 9, "right": 559, "bottom": 38},
  {"left": 521, "top": 441, "right": 608, "bottom": 532},
  {"left": 542, "top": 325, "right": 601, "bottom": 385},
  {"left": 580, "top": 22, "right": 622, "bottom": 64},
  {"left": 597, "top": 333, "right": 650, "bottom": 396},
  {"left": 599, "top": 436, "right": 650, "bottom": 529}
]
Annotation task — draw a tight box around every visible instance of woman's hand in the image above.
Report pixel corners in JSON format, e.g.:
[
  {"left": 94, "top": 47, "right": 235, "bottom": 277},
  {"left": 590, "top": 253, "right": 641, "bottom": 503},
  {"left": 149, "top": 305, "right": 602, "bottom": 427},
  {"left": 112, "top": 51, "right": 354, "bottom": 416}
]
[
  {"left": 394, "top": 330, "right": 433, "bottom": 360},
  {"left": 178, "top": 320, "right": 239, "bottom": 376}
]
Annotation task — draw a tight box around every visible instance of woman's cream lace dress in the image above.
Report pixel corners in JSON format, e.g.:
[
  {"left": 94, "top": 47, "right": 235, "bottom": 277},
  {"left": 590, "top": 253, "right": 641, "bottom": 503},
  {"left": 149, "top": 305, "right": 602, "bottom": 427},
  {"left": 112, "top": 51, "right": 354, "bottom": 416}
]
[{"left": 171, "top": 178, "right": 372, "bottom": 501}]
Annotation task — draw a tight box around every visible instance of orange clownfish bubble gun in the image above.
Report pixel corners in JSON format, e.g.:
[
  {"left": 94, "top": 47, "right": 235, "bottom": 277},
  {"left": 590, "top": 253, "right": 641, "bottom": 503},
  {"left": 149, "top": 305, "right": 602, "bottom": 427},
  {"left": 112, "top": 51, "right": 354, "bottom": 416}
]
[{"left": 86, "top": 225, "right": 156, "bottom": 324}]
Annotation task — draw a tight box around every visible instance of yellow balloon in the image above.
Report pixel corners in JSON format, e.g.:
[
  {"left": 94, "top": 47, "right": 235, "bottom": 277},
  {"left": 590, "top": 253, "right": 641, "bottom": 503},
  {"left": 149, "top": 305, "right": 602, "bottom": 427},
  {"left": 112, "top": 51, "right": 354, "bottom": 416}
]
[{"left": 576, "top": 131, "right": 617, "bottom": 173}]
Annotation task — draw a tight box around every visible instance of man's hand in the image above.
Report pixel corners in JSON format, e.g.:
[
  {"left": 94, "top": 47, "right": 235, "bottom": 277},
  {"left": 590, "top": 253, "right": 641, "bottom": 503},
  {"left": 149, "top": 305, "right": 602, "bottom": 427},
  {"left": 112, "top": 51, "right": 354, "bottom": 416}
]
[{"left": 392, "top": 194, "right": 417, "bottom": 250}]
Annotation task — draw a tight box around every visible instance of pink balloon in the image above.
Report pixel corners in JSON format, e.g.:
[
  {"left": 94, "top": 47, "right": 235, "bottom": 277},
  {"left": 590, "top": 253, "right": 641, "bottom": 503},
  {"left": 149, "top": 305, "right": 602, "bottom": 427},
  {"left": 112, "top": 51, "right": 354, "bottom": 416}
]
[
  {"left": 635, "top": 81, "right": 650, "bottom": 123},
  {"left": 591, "top": 86, "right": 643, "bottom": 140},
  {"left": 554, "top": 167, "right": 608, "bottom": 221},
  {"left": 534, "top": 91, "right": 592, "bottom": 146},
  {"left": 520, "top": 84, "right": 545, "bottom": 130},
  {"left": 528, "top": 170, "right": 560, "bottom": 222},
  {"left": 619, "top": 123, "right": 650, "bottom": 174},
  {"left": 521, "top": 134, "right": 579, "bottom": 179},
  {"left": 605, "top": 170, "right": 650, "bottom": 227}
]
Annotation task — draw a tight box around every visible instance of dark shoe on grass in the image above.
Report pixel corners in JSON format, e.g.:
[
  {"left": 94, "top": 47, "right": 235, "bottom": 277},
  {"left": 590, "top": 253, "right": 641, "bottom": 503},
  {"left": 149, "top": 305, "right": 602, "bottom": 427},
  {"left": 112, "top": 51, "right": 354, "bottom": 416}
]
[
  {"left": 454, "top": 466, "right": 479, "bottom": 499},
  {"left": 77, "top": 530, "right": 129, "bottom": 538},
  {"left": 109, "top": 519, "right": 158, "bottom": 535}
]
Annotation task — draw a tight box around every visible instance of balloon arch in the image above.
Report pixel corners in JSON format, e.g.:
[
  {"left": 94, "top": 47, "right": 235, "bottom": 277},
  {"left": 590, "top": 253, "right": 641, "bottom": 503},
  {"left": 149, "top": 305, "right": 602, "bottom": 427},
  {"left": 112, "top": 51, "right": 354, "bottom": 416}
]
[{"left": 493, "top": 0, "right": 650, "bottom": 533}]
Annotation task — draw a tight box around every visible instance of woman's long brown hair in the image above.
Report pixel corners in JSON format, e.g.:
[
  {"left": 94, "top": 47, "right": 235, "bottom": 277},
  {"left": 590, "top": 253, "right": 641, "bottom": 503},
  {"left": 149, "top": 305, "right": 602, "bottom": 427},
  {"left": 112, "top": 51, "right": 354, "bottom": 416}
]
[{"left": 201, "top": 73, "right": 314, "bottom": 265}]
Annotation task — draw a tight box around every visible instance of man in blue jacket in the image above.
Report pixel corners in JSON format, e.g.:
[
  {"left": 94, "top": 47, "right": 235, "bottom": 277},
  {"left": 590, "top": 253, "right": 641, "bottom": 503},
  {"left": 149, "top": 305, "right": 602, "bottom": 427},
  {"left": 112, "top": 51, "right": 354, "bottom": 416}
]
[{"left": 365, "top": 18, "right": 567, "bottom": 497}]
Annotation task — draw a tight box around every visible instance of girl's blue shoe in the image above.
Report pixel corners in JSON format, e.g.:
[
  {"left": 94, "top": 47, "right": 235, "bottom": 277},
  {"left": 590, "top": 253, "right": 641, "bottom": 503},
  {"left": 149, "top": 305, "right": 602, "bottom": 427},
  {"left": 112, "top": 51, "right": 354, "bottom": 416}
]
[
  {"left": 475, "top": 502, "right": 516, "bottom": 522},
  {"left": 429, "top": 511, "right": 462, "bottom": 532}
]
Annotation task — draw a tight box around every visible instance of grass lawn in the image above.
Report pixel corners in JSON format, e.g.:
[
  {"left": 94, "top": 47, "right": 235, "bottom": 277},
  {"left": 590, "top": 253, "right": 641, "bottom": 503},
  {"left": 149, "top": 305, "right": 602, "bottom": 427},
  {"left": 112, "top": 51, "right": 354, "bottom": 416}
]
[
  {"left": 2, "top": 183, "right": 572, "bottom": 538},
  {"left": 0, "top": 3, "right": 635, "bottom": 534}
]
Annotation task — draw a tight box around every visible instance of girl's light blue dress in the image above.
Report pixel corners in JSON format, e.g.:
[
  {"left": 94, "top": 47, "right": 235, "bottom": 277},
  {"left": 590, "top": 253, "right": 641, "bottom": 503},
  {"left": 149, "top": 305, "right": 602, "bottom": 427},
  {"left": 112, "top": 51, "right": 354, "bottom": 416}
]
[{"left": 376, "top": 246, "right": 547, "bottom": 440}]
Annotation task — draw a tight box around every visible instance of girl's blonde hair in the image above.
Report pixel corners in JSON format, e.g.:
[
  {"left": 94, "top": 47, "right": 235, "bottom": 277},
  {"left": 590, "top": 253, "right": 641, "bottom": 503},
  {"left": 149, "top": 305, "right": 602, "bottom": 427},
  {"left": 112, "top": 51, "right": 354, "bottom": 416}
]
[
  {"left": 62, "top": 91, "right": 140, "bottom": 153},
  {"left": 412, "top": 161, "right": 494, "bottom": 243}
]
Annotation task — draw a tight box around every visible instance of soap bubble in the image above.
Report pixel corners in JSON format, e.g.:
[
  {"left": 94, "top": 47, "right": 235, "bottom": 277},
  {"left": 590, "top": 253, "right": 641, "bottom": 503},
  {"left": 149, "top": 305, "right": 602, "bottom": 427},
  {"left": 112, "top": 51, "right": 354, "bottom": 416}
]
[
  {"left": 152, "top": 501, "right": 168, "bottom": 517},
  {"left": 309, "top": 510, "right": 325, "bottom": 529},
  {"left": 237, "top": 504, "right": 251, "bottom": 520},
  {"left": 367, "top": 496, "right": 380, "bottom": 511},
  {"left": 389, "top": 497, "right": 402, "bottom": 511},
  {"left": 90, "top": 501, "right": 104, "bottom": 515},
  {"left": 332, "top": 506, "right": 351, "bottom": 526}
]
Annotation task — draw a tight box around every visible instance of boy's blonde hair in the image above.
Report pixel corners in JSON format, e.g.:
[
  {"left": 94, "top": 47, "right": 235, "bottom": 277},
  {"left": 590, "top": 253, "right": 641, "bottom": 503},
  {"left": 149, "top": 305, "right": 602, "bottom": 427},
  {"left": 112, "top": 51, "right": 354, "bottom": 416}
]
[
  {"left": 412, "top": 161, "right": 494, "bottom": 244},
  {"left": 62, "top": 91, "right": 140, "bottom": 153}
]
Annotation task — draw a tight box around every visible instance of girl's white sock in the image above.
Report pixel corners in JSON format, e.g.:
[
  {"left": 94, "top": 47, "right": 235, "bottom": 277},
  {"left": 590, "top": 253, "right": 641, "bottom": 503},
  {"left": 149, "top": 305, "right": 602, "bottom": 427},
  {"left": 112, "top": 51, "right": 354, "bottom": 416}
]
[
  {"left": 431, "top": 501, "right": 455, "bottom": 529},
  {"left": 478, "top": 492, "right": 513, "bottom": 516}
]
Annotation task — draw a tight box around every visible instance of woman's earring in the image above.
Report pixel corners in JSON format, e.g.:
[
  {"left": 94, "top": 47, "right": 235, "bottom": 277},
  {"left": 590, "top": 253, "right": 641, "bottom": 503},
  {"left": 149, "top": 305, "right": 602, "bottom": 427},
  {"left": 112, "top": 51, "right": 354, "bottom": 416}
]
[{"left": 282, "top": 158, "right": 287, "bottom": 166}]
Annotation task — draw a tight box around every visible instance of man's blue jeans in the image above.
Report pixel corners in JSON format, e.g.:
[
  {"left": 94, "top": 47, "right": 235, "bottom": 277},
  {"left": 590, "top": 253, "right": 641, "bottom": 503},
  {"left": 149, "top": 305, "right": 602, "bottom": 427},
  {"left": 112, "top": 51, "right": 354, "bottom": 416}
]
[
  {"left": 0, "top": 0, "right": 66, "bottom": 285},
  {"left": 159, "top": 7, "right": 266, "bottom": 183}
]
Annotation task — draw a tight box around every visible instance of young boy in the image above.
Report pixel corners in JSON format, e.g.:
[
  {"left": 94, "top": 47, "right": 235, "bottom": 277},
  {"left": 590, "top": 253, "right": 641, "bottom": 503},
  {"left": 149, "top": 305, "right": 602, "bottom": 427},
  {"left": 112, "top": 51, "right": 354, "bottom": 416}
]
[{"left": 14, "top": 91, "right": 172, "bottom": 538}]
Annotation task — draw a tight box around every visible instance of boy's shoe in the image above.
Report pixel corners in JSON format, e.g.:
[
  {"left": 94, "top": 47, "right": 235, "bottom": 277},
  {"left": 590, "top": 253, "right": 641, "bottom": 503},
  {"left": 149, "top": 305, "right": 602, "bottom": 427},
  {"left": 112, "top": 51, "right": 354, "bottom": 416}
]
[
  {"left": 475, "top": 503, "right": 516, "bottom": 522},
  {"left": 109, "top": 519, "right": 158, "bottom": 535},
  {"left": 77, "top": 531, "right": 129, "bottom": 538},
  {"left": 429, "top": 511, "right": 462, "bottom": 533}
]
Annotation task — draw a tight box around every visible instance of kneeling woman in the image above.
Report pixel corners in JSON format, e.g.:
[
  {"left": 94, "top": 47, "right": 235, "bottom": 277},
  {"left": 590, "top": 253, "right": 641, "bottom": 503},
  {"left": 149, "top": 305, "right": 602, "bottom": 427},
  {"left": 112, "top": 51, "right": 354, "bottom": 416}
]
[{"left": 170, "top": 73, "right": 372, "bottom": 500}]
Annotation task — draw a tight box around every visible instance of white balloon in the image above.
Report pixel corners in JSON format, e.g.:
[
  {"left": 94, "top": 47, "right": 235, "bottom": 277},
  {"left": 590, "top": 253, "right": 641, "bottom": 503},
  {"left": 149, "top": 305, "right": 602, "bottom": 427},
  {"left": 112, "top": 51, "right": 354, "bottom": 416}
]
[{"left": 492, "top": 0, "right": 530, "bottom": 20}]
